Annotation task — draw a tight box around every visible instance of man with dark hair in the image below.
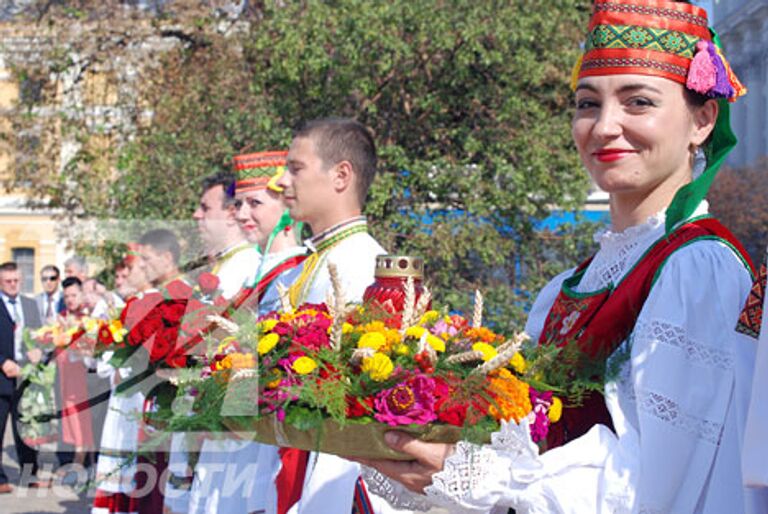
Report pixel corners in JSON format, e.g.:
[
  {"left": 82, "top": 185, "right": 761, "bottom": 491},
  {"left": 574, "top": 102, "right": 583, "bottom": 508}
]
[
  {"left": 138, "top": 229, "right": 182, "bottom": 287},
  {"left": 36, "top": 264, "right": 63, "bottom": 323},
  {"left": 192, "top": 170, "right": 260, "bottom": 299},
  {"left": 270, "top": 119, "right": 391, "bottom": 514},
  {"left": 0, "top": 261, "right": 44, "bottom": 492}
]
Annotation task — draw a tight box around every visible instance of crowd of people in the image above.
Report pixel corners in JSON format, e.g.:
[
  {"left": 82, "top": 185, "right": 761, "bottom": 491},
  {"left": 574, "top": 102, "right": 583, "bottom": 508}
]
[{"left": 0, "top": 0, "right": 766, "bottom": 513}]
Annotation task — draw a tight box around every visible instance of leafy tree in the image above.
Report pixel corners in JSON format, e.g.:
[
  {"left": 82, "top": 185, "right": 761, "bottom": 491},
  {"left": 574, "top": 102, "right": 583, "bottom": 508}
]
[{"left": 6, "top": 0, "right": 598, "bottom": 329}]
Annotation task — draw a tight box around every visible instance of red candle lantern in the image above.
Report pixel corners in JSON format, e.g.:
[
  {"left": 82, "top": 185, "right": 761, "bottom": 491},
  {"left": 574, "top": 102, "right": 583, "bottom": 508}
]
[{"left": 363, "top": 255, "right": 430, "bottom": 315}]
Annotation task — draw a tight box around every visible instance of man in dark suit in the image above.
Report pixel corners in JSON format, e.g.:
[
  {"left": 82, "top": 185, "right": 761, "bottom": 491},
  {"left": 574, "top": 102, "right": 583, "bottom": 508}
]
[{"left": 0, "top": 261, "right": 44, "bottom": 493}]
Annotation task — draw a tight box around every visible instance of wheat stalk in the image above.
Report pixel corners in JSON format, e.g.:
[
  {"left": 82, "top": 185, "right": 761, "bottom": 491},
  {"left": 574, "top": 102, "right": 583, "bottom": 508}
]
[
  {"left": 400, "top": 276, "right": 417, "bottom": 332},
  {"left": 350, "top": 347, "right": 376, "bottom": 366},
  {"left": 414, "top": 286, "right": 432, "bottom": 320},
  {"left": 496, "top": 332, "right": 531, "bottom": 355},
  {"left": 277, "top": 283, "right": 292, "bottom": 313},
  {"left": 472, "top": 290, "right": 484, "bottom": 328},
  {"left": 445, "top": 350, "right": 485, "bottom": 364},
  {"left": 328, "top": 263, "right": 347, "bottom": 351},
  {"left": 205, "top": 314, "right": 240, "bottom": 335},
  {"left": 472, "top": 336, "right": 525, "bottom": 376}
]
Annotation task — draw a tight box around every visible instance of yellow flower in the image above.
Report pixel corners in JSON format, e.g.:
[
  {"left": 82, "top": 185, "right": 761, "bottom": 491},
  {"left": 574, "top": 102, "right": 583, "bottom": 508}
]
[
  {"left": 84, "top": 318, "right": 99, "bottom": 333},
  {"left": 510, "top": 352, "right": 527, "bottom": 374},
  {"left": 405, "top": 326, "right": 427, "bottom": 339},
  {"left": 472, "top": 342, "right": 497, "bottom": 361},
  {"left": 548, "top": 397, "right": 563, "bottom": 423},
  {"left": 358, "top": 332, "right": 387, "bottom": 351},
  {"left": 257, "top": 333, "right": 280, "bottom": 355},
  {"left": 394, "top": 343, "right": 410, "bottom": 356},
  {"left": 266, "top": 368, "right": 282, "bottom": 389},
  {"left": 217, "top": 336, "right": 237, "bottom": 354},
  {"left": 361, "top": 353, "right": 394, "bottom": 382},
  {"left": 384, "top": 329, "right": 402, "bottom": 347},
  {"left": 108, "top": 319, "right": 126, "bottom": 343},
  {"left": 292, "top": 356, "right": 318, "bottom": 375},
  {"left": 419, "top": 310, "right": 440, "bottom": 324},
  {"left": 342, "top": 322, "right": 354, "bottom": 334},
  {"left": 260, "top": 319, "right": 278, "bottom": 332},
  {"left": 426, "top": 335, "right": 446, "bottom": 353}
]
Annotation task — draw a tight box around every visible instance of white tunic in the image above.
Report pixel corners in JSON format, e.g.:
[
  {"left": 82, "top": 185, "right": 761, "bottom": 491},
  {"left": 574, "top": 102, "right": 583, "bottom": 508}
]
[
  {"left": 215, "top": 241, "right": 262, "bottom": 300},
  {"left": 378, "top": 205, "right": 768, "bottom": 513}
]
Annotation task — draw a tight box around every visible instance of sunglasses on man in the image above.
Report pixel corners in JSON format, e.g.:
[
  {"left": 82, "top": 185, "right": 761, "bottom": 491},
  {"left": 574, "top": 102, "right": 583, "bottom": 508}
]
[{"left": 41, "top": 275, "right": 59, "bottom": 282}]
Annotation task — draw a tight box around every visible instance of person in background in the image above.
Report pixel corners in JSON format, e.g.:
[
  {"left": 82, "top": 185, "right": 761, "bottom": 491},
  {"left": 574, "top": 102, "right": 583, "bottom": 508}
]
[
  {"left": 0, "top": 261, "right": 44, "bottom": 492},
  {"left": 56, "top": 277, "right": 95, "bottom": 473},
  {"left": 92, "top": 245, "right": 152, "bottom": 514},
  {"left": 64, "top": 256, "right": 89, "bottom": 283},
  {"left": 114, "top": 261, "right": 135, "bottom": 300},
  {"left": 36, "top": 265, "right": 63, "bottom": 324},
  {"left": 192, "top": 171, "right": 261, "bottom": 299}
]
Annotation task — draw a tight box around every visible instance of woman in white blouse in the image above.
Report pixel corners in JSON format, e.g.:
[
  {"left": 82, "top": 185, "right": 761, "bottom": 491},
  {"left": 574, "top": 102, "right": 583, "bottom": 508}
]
[{"left": 361, "top": 1, "right": 768, "bottom": 513}]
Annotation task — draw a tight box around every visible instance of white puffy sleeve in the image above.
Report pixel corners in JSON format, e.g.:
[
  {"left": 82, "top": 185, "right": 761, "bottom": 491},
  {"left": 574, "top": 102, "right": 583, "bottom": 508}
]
[{"left": 424, "top": 240, "right": 754, "bottom": 513}]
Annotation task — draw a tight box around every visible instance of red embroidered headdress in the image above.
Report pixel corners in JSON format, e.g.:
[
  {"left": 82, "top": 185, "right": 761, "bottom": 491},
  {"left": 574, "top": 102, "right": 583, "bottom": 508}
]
[
  {"left": 573, "top": 0, "right": 746, "bottom": 101},
  {"left": 232, "top": 150, "right": 288, "bottom": 194}
]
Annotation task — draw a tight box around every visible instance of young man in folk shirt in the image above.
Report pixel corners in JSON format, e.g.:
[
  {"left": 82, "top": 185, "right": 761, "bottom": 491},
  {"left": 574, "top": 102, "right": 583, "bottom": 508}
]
[{"left": 254, "top": 118, "right": 407, "bottom": 514}]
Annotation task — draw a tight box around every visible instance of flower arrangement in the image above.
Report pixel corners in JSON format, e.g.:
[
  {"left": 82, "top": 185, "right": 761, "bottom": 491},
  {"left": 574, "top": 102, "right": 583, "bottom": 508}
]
[
  {"left": 100, "top": 273, "right": 228, "bottom": 397},
  {"left": 169, "top": 264, "right": 569, "bottom": 460}
]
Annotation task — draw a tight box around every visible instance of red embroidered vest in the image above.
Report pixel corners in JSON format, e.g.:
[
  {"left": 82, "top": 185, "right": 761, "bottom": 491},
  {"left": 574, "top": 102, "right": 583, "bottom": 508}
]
[{"left": 539, "top": 217, "right": 754, "bottom": 450}]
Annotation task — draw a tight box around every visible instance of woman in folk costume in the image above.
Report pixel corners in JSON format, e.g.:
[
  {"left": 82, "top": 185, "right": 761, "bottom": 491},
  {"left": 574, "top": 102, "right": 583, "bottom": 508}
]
[
  {"left": 361, "top": 1, "right": 768, "bottom": 512},
  {"left": 231, "top": 151, "right": 307, "bottom": 315},
  {"left": 185, "top": 151, "right": 306, "bottom": 514},
  {"left": 92, "top": 244, "right": 153, "bottom": 514}
]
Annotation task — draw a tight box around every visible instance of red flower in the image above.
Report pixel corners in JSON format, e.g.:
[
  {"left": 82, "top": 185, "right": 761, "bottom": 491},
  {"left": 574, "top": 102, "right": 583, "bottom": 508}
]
[
  {"left": 346, "top": 395, "right": 374, "bottom": 418},
  {"left": 97, "top": 324, "right": 114, "bottom": 346},
  {"left": 166, "top": 280, "right": 194, "bottom": 300},
  {"left": 148, "top": 327, "right": 175, "bottom": 363},
  {"left": 197, "top": 272, "right": 220, "bottom": 295},
  {"left": 433, "top": 376, "right": 468, "bottom": 427}
]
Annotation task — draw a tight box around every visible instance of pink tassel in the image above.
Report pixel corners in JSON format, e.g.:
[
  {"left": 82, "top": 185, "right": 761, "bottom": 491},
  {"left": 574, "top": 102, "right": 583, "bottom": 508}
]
[{"left": 687, "top": 41, "right": 717, "bottom": 95}]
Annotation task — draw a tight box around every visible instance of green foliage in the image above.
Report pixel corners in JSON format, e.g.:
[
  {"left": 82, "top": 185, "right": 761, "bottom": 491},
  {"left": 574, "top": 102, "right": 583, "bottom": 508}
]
[{"left": 13, "top": 0, "right": 600, "bottom": 329}]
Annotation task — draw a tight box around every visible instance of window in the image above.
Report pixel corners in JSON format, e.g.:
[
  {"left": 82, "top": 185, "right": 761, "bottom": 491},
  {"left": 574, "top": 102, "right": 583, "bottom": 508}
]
[{"left": 12, "top": 247, "right": 34, "bottom": 294}]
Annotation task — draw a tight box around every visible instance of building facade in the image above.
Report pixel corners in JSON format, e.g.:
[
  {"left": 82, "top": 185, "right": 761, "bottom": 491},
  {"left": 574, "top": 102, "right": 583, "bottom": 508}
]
[{"left": 713, "top": 0, "right": 768, "bottom": 168}]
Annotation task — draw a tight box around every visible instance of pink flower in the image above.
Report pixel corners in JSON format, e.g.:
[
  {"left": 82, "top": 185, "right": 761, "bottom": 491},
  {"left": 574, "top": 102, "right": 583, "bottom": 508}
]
[
  {"left": 374, "top": 375, "right": 438, "bottom": 426},
  {"left": 430, "top": 319, "right": 458, "bottom": 338}
]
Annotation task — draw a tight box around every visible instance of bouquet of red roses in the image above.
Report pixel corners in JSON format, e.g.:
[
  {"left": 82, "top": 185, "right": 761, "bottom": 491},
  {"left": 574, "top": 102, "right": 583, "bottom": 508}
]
[{"left": 103, "top": 272, "right": 228, "bottom": 395}]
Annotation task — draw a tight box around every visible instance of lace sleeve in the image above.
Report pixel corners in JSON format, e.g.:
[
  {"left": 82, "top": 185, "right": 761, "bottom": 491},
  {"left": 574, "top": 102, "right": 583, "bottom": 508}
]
[{"left": 361, "top": 466, "right": 433, "bottom": 512}]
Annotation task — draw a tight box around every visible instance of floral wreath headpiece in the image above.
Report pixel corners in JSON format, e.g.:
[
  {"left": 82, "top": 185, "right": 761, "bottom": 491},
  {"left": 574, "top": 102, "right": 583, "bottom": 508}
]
[
  {"left": 572, "top": 0, "right": 747, "bottom": 234},
  {"left": 232, "top": 150, "right": 288, "bottom": 195}
]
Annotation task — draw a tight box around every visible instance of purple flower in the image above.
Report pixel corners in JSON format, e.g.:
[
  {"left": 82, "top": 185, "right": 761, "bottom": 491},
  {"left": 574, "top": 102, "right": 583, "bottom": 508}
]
[
  {"left": 528, "top": 388, "right": 553, "bottom": 443},
  {"left": 374, "top": 375, "right": 438, "bottom": 426}
]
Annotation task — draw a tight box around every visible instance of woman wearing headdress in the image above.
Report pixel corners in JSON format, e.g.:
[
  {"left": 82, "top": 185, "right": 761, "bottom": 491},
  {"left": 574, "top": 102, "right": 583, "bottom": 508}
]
[
  {"left": 184, "top": 151, "right": 307, "bottom": 514},
  {"left": 361, "top": 1, "right": 768, "bottom": 512}
]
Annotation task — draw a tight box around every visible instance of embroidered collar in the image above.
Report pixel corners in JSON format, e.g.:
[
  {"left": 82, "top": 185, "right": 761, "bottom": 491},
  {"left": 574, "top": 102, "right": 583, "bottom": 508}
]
[{"left": 306, "top": 216, "right": 368, "bottom": 254}]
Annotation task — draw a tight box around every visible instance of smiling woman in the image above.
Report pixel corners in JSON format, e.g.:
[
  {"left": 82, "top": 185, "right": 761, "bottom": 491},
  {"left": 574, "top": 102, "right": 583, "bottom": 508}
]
[{"left": 360, "top": 1, "right": 768, "bottom": 512}]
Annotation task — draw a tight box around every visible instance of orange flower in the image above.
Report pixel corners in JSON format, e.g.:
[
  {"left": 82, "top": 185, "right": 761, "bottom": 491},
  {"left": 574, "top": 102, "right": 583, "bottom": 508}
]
[
  {"left": 465, "top": 327, "right": 501, "bottom": 344},
  {"left": 487, "top": 368, "right": 532, "bottom": 423}
]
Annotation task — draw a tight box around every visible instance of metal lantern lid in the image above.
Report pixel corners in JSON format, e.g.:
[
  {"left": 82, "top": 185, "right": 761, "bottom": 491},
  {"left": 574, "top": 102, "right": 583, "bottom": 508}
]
[{"left": 373, "top": 255, "right": 424, "bottom": 280}]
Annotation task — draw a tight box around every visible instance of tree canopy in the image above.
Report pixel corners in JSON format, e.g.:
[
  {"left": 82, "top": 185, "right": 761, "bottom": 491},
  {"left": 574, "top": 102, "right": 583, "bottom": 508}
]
[{"left": 6, "top": 0, "right": 598, "bottom": 329}]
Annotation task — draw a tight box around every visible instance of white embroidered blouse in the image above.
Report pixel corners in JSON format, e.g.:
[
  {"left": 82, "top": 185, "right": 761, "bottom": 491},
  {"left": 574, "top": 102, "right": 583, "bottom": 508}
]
[{"left": 366, "top": 203, "right": 768, "bottom": 513}]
